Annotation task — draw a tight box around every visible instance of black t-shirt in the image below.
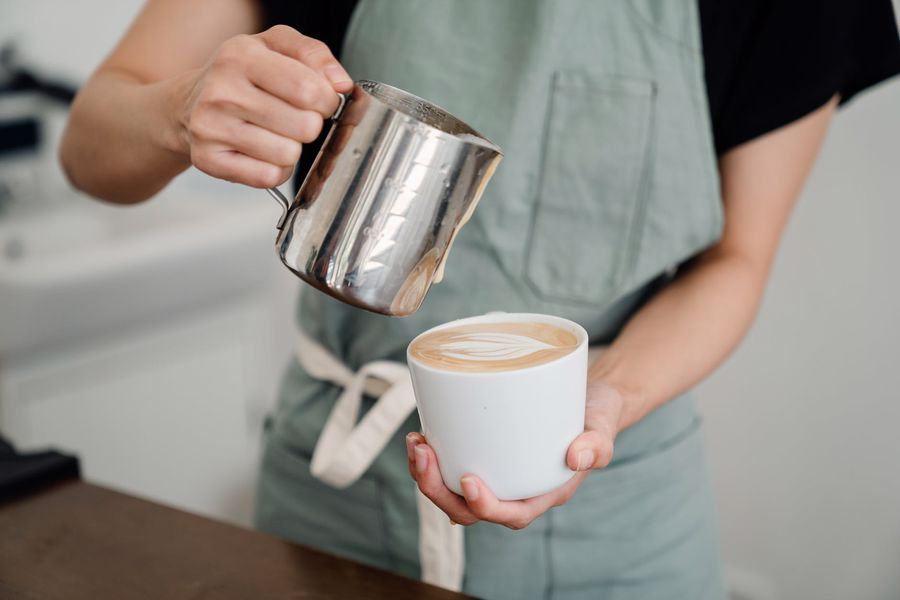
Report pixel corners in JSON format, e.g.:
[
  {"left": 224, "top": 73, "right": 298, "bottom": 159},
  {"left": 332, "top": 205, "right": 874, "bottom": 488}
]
[
  {"left": 701, "top": 0, "right": 900, "bottom": 153},
  {"left": 260, "top": 0, "right": 900, "bottom": 166}
]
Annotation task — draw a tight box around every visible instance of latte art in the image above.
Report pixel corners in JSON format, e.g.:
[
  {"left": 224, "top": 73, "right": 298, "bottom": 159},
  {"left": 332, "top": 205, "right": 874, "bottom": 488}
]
[
  {"left": 409, "top": 321, "right": 579, "bottom": 373},
  {"left": 440, "top": 332, "right": 556, "bottom": 361}
]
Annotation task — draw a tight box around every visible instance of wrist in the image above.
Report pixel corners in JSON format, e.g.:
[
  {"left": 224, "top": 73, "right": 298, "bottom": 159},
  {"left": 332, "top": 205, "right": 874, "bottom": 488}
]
[
  {"left": 588, "top": 352, "right": 649, "bottom": 432},
  {"left": 155, "top": 69, "right": 198, "bottom": 162}
]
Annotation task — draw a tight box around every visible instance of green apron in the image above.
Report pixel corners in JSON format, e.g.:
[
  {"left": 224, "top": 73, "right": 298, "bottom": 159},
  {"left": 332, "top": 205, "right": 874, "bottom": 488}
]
[{"left": 256, "top": 1, "right": 726, "bottom": 598}]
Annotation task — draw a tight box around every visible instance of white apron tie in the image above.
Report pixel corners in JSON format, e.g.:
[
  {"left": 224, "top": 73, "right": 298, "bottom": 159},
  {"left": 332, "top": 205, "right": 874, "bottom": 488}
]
[{"left": 295, "top": 327, "right": 465, "bottom": 591}]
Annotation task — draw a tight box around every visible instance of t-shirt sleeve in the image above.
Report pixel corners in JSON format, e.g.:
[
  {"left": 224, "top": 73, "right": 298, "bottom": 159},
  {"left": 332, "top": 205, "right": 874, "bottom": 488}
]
[{"left": 701, "top": 0, "right": 900, "bottom": 155}]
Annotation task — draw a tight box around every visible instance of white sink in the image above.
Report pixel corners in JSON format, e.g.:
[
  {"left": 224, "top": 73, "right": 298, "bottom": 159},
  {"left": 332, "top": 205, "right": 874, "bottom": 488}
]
[{"left": 0, "top": 175, "right": 285, "bottom": 358}]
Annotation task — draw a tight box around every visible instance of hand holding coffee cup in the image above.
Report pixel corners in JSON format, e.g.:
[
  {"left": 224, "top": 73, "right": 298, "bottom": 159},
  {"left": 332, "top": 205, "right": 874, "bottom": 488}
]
[{"left": 406, "top": 313, "right": 621, "bottom": 529}]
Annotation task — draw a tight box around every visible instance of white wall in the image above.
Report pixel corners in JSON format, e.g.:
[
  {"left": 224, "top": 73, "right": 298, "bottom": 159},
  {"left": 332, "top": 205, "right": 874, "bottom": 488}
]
[
  {"left": 0, "top": 0, "right": 298, "bottom": 528},
  {"left": 0, "top": 0, "right": 146, "bottom": 83},
  {"left": 696, "top": 52, "right": 900, "bottom": 600},
  {"left": 3, "top": 2, "right": 899, "bottom": 598}
]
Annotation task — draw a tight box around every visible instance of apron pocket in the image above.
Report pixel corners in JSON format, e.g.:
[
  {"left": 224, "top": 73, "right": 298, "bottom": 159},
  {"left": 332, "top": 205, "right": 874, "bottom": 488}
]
[{"left": 525, "top": 71, "right": 655, "bottom": 306}]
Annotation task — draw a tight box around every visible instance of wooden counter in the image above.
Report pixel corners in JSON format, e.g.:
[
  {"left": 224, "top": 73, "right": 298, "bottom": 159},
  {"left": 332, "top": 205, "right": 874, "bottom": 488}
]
[{"left": 0, "top": 480, "right": 472, "bottom": 599}]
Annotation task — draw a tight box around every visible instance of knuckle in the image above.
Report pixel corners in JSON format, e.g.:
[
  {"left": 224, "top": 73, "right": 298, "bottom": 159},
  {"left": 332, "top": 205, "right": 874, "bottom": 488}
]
[
  {"left": 270, "top": 142, "right": 294, "bottom": 167},
  {"left": 420, "top": 479, "right": 443, "bottom": 498},
  {"left": 293, "top": 79, "right": 321, "bottom": 109},
  {"left": 267, "top": 24, "right": 294, "bottom": 38},
  {"left": 505, "top": 518, "right": 530, "bottom": 531},
  {"left": 469, "top": 505, "right": 495, "bottom": 523},
  {"left": 253, "top": 165, "right": 284, "bottom": 189},
  {"left": 217, "top": 35, "right": 251, "bottom": 65},
  {"left": 189, "top": 146, "right": 211, "bottom": 171},
  {"left": 198, "top": 80, "right": 228, "bottom": 107},
  {"left": 296, "top": 112, "right": 324, "bottom": 142},
  {"left": 198, "top": 83, "right": 245, "bottom": 116},
  {"left": 595, "top": 438, "right": 615, "bottom": 469},
  {"left": 414, "top": 476, "right": 437, "bottom": 495},
  {"left": 283, "top": 142, "right": 302, "bottom": 165},
  {"left": 301, "top": 38, "right": 331, "bottom": 62},
  {"left": 191, "top": 150, "right": 230, "bottom": 182},
  {"left": 187, "top": 114, "right": 216, "bottom": 142}
]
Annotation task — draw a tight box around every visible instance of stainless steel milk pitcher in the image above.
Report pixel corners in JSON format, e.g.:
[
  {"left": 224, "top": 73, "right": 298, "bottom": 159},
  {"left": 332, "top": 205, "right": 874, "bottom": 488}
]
[{"left": 267, "top": 80, "right": 503, "bottom": 317}]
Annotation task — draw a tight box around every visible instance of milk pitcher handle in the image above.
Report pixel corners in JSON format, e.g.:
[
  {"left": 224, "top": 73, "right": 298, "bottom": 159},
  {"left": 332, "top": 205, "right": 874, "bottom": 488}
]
[{"left": 267, "top": 92, "right": 349, "bottom": 230}]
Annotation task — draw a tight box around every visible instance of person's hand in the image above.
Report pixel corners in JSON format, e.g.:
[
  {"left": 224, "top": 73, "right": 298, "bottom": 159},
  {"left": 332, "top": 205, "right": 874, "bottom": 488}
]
[
  {"left": 406, "top": 380, "right": 626, "bottom": 529},
  {"left": 176, "top": 25, "right": 352, "bottom": 188}
]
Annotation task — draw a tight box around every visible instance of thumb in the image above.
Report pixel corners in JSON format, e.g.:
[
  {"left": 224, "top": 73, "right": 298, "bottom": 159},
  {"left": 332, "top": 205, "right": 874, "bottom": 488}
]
[
  {"left": 566, "top": 429, "right": 615, "bottom": 472},
  {"left": 566, "top": 381, "right": 624, "bottom": 471}
]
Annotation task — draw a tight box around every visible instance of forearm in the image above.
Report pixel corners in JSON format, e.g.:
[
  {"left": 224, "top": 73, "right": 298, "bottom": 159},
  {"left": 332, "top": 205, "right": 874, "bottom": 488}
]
[
  {"left": 591, "top": 246, "right": 768, "bottom": 430},
  {"left": 593, "top": 98, "right": 837, "bottom": 433},
  {"left": 59, "top": 69, "right": 194, "bottom": 203}
]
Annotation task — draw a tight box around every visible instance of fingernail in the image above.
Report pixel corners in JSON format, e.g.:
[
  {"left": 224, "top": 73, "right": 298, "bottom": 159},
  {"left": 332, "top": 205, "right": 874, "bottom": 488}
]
[
  {"left": 460, "top": 477, "right": 479, "bottom": 501},
  {"left": 449, "top": 518, "right": 457, "bottom": 526},
  {"left": 577, "top": 449, "right": 595, "bottom": 471},
  {"left": 414, "top": 445, "right": 428, "bottom": 474},
  {"left": 324, "top": 64, "right": 351, "bottom": 84},
  {"left": 405, "top": 432, "right": 417, "bottom": 457}
]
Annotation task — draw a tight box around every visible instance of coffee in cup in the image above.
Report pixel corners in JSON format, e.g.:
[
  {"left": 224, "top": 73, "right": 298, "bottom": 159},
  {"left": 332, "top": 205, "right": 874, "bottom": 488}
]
[{"left": 408, "top": 321, "right": 579, "bottom": 373}]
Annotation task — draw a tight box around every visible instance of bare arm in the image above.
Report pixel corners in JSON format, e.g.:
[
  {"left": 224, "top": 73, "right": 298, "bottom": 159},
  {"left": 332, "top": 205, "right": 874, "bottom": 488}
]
[
  {"left": 60, "top": 0, "right": 351, "bottom": 203},
  {"left": 588, "top": 97, "right": 838, "bottom": 435},
  {"left": 408, "top": 97, "right": 838, "bottom": 529}
]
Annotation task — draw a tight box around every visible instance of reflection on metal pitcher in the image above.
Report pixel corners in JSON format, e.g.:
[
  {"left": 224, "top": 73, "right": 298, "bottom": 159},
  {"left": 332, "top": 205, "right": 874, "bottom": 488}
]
[{"left": 266, "top": 80, "right": 503, "bottom": 317}]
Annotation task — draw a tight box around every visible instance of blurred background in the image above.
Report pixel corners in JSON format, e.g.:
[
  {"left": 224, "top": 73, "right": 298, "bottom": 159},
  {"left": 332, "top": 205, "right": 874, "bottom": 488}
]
[{"left": 1, "top": 2, "right": 897, "bottom": 599}]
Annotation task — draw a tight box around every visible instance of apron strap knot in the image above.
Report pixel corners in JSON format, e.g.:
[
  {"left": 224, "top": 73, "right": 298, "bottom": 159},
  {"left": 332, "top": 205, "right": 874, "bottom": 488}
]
[{"left": 296, "top": 326, "right": 465, "bottom": 591}]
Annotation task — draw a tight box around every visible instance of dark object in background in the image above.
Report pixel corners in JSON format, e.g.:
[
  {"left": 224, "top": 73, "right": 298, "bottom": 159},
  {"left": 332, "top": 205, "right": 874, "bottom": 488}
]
[
  {"left": 0, "top": 43, "right": 77, "bottom": 104},
  {"left": 0, "top": 435, "right": 80, "bottom": 502},
  {"left": 0, "top": 43, "right": 77, "bottom": 157},
  {"left": 0, "top": 118, "right": 39, "bottom": 157}
]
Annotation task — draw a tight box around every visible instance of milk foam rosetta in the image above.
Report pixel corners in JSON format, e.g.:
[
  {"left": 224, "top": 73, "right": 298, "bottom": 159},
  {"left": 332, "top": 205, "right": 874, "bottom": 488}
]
[{"left": 408, "top": 321, "right": 579, "bottom": 373}]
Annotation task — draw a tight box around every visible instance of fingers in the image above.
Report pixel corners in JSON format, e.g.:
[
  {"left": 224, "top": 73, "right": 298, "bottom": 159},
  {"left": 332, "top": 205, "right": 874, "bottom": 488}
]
[
  {"left": 566, "top": 380, "right": 625, "bottom": 471},
  {"left": 229, "top": 86, "right": 324, "bottom": 143},
  {"left": 405, "top": 431, "right": 423, "bottom": 479},
  {"left": 566, "top": 429, "right": 615, "bottom": 471},
  {"left": 404, "top": 431, "right": 604, "bottom": 531},
  {"left": 245, "top": 49, "right": 342, "bottom": 117},
  {"left": 404, "top": 432, "right": 594, "bottom": 531},
  {"left": 458, "top": 471, "right": 588, "bottom": 530},
  {"left": 258, "top": 25, "right": 353, "bottom": 92},
  {"left": 458, "top": 475, "right": 532, "bottom": 530},
  {"left": 214, "top": 32, "right": 341, "bottom": 117},
  {"left": 405, "top": 433, "right": 479, "bottom": 526},
  {"left": 189, "top": 108, "right": 301, "bottom": 175},
  {"left": 414, "top": 444, "right": 479, "bottom": 526},
  {"left": 192, "top": 145, "right": 292, "bottom": 189},
  {"left": 227, "top": 121, "right": 302, "bottom": 167}
]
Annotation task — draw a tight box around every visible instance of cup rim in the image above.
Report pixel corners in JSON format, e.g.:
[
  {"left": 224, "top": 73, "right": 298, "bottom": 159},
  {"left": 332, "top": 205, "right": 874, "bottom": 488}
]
[
  {"left": 355, "top": 80, "right": 503, "bottom": 155},
  {"left": 406, "top": 312, "right": 589, "bottom": 377}
]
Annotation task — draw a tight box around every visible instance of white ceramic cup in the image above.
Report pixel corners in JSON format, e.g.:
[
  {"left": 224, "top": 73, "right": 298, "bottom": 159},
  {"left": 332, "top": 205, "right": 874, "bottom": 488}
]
[{"left": 407, "top": 312, "right": 588, "bottom": 500}]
